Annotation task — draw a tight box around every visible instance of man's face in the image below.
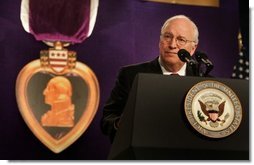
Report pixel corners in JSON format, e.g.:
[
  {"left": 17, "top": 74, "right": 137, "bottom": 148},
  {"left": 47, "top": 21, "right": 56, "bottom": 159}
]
[
  {"left": 43, "top": 83, "right": 58, "bottom": 105},
  {"left": 43, "top": 77, "right": 72, "bottom": 105},
  {"left": 159, "top": 18, "right": 197, "bottom": 69}
]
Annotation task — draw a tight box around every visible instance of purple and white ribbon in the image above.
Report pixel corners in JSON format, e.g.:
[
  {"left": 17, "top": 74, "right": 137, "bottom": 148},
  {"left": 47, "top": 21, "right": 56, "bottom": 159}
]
[{"left": 20, "top": 0, "right": 98, "bottom": 43}]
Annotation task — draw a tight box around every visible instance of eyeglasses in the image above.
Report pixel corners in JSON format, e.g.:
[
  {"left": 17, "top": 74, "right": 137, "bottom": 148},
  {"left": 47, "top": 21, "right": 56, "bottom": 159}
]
[{"left": 161, "top": 33, "right": 196, "bottom": 47}]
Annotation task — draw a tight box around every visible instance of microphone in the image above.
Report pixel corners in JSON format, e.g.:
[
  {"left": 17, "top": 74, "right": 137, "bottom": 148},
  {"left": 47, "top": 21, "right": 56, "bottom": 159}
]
[
  {"left": 195, "top": 51, "right": 213, "bottom": 68},
  {"left": 177, "top": 49, "right": 198, "bottom": 66},
  {"left": 194, "top": 51, "right": 214, "bottom": 76}
]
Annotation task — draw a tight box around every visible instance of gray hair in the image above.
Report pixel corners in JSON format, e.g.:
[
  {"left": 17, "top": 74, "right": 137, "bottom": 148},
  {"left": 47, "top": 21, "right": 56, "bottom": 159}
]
[{"left": 161, "top": 15, "right": 199, "bottom": 44}]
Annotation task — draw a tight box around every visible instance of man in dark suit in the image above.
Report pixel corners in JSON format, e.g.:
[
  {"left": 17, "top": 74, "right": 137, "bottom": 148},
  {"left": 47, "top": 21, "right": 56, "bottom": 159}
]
[{"left": 101, "top": 15, "right": 199, "bottom": 142}]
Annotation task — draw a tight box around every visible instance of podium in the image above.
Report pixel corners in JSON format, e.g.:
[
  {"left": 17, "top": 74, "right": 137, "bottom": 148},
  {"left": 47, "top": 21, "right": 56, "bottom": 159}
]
[{"left": 108, "top": 73, "right": 249, "bottom": 160}]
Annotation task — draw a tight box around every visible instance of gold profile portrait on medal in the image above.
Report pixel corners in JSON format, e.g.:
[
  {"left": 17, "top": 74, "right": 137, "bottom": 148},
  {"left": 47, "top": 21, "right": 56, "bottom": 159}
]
[
  {"left": 184, "top": 80, "right": 243, "bottom": 138},
  {"left": 41, "top": 76, "right": 74, "bottom": 127},
  {"left": 17, "top": 0, "right": 99, "bottom": 153}
]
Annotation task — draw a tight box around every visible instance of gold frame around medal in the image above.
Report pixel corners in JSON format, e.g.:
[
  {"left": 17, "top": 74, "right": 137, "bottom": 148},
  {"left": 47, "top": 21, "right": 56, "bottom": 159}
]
[{"left": 16, "top": 50, "right": 100, "bottom": 153}]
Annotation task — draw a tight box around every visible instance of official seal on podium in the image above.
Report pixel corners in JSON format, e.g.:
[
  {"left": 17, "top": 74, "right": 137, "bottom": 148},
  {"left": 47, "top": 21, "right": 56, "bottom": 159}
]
[{"left": 184, "top": 80, "right": 242, "bottom": 138}]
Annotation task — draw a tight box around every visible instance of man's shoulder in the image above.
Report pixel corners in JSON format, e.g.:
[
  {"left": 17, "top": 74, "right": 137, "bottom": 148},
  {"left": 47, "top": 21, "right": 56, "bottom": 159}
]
[
  {"left": 120, "top": 57, "right": 160, "bottom": 74},
  {"left": 122, "top": 61, "right": 152, "bottom": 70}
]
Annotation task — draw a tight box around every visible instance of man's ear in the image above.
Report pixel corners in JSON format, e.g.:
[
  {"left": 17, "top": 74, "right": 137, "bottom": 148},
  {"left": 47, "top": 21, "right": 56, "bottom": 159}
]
[{"left": 190, "top": 44, "right": 197, "bottom": 56}]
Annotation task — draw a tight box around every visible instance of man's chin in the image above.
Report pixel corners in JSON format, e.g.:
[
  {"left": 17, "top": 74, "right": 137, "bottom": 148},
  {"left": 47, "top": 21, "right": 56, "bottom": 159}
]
[
  {"left": 163, "top": 56, "right": 179, "bottom": 63},
  {"left": 164, "top": 52, "right": 177, "bottom": 56},
  {"left": 164, "top": 58, "right": 183, "bottom": 67},
  {"left": 45, "top": 100, "right": 50, "bottom": 104}
]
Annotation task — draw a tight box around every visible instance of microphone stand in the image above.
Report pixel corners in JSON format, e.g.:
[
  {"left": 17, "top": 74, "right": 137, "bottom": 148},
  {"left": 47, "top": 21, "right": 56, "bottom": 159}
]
[
  {"left": 204, "top": 63, "right": 214, "bottom": 76},
  {"left": 194, "top": 51, "right": 214, "bottom": 77},
  {"left": 190, "top": 62, "right": 199, "bottom": 77},
  {"left": 197, "top": 62, "right": 205, "bottom": 77},
  {"left": 197, "top": 62, "right": 213, "bottom": 77}
]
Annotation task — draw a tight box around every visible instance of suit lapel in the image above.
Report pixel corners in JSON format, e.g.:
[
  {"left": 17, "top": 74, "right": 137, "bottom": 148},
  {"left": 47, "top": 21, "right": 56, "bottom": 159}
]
[{"left": 149, "top": 57, "right": 163, "bottom": 74}]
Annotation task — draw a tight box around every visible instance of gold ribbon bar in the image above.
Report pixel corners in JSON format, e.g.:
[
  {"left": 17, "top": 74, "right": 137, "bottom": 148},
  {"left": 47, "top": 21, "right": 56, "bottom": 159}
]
[{"left": 144, "top": 0, "right": 220, "bottom": 7}]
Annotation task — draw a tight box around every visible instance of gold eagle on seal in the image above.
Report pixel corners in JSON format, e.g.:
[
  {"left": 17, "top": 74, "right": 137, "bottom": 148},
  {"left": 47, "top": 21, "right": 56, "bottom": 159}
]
[{"left": 198, "top": 96, "right": 229, "bottom": 128}]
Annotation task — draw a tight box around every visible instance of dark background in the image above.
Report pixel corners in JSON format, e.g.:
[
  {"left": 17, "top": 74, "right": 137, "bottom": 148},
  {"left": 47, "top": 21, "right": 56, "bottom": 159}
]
[{"left": 0, "top": 0, "right": 249, "bottom": 160}]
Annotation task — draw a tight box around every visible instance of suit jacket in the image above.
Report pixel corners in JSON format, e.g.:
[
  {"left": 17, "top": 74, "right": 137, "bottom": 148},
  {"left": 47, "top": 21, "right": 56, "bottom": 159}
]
[{"left": 101, "top": 57, "right": 197, "bottom": 142}]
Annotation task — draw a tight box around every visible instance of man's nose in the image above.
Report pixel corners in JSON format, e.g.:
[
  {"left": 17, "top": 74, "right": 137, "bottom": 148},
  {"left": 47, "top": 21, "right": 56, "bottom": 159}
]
[
  {"left": 43, "top": 89, "right": 47, "bottom": 95},
  {"left": 168, "top": 38, "right": 177, "bottom": 48}
]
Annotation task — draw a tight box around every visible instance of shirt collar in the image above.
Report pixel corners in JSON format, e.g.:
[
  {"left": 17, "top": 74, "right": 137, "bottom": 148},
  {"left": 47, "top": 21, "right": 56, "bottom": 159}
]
[{"left": 158, "top": 56, "right": 186, "bottom": 76}]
